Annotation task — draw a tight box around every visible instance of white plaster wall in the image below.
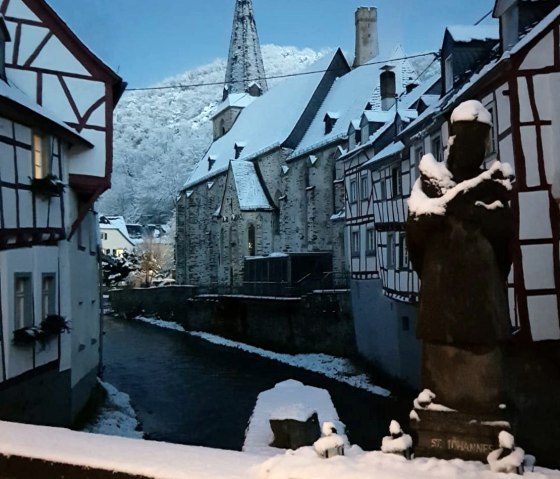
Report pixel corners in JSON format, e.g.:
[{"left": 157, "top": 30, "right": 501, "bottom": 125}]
[
  {"left": 67, "top": 131, "right": 107, "bottom": 177},
  {"left": 0, "top": 246, "right": 66, "bottom": 380},
  {"left": 520, "top": 31, "right": 555, "bottom": 71},
  {"left": 518, "top": 191, "right": 553, "bottom": 240},
  {"left": 527, "top": 295, "right": 560, "bottom": 341},
  {"left": 495, "top": 83, "right": 511, "bottom": 135},
  {"left": 100, "top": 229, "right": 133, "bottom": 254},
  {"left": 521, "top": 244, "right": 556, "bottom": 290}
]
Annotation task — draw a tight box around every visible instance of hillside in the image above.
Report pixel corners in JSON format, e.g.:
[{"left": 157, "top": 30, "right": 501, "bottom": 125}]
[{"left": 100, "top": 46, "right": 439, "bottom": 222}]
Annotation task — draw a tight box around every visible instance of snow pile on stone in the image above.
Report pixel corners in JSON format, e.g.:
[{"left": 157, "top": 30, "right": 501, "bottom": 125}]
[
  {"left": 313, "top": 422, "right": 345, "bottom": 458},
  {"left": 487, "top": 431, "right": 526, "bottom": 474},
  {"left": 408, "top": 160, "right": 513, "bottom": 217},
  {"left": 244, "top": 380, "right": 342, "bottom": 457},
  {"left": 82, "top": 380, "right": 143, "bottom": 439},
  {"left": 450, "top": 99, "right": 493, "bottom": 125},
  {"left": 381, "top": 420, "right": 412, "bottom": 456},
  {"left": 413, "top": 389, "right": 456, "bottom": 412}
]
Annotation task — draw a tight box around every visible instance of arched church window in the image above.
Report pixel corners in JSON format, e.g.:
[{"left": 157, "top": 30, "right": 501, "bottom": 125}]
[{"left": 248, "top": 224, "right": 256, "bottom": 256}]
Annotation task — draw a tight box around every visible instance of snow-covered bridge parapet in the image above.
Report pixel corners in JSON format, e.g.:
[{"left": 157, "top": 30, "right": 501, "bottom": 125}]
[{"left": 0, "top": 420, "right": 258, "bottom": 479}]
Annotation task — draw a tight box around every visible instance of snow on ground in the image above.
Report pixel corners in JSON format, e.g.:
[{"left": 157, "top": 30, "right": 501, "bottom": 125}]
[
  {"left": 2, "top": 420, "right": 558, "bottom": 479},
  {"left": 82, "top": 379, "right": 144, "bottom": 439},
  {"left": 133, "top": 315, "right": 390, "bottom": 396},
  {"left": 244, "top": 379, "right": 345, "bottom": 457}
]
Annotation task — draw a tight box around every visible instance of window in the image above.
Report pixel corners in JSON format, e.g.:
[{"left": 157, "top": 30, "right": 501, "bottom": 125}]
[
  {"left": 355, "top": 129, "right": 361, "bottom": 145},
  {"left": 386, "top": 233, "right": 396, "bottom": 269},
  {"left": 399, "top": 233, "right": 409, "bottom": 268},
  {"left": 415, "top": 145, "right": 424, "bottom": 164},
  {"left": 444, "top": 55, "right": 453, "bottom": 92},
  {"left": 14, "top": 274, "right": 32, "bottom": 329},
  {"left": 360, "top": 174, "right": 369, "bottom": 200},
  {"left": 431, "top": 135, "right": 442, "bottom": 162},
  {"left": 349, "top": 179, "right": 357, "bottom": 203},
  {"left": 485, "top": 103, "right": 497, "bottom": 156},
  {"left": 402, "top": 316, "right": 410, "bottom": 331},
  {"left": 248, "top": 224, "right": 256, "bottom": 256},
  {"left": 366, "top": 228, "right": 376, "bottom": 256},
  {"left": 41, "top": 274, "right": 56, "bottom": 320},
  {"left": 101, "top": 232, "right": 107, "bottom": 241},
  {"left": 379, "top": 179, "right": 387, "bottom": 200},
  {"left": 351, "top": 231, "right": 360, "bottom": 257},
  {"left": 391, "top": 166, "right": 402, "bottom": 197},
  {"left": 33, "top": 132, "right": 52, "bottom": 179}
]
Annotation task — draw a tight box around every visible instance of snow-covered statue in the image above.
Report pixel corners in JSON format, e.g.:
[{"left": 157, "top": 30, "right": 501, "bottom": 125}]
[
  {"left": 407, "top": 99, "right": 515, "bottom": 411},
  {"left": 408, "top": 100, "right": 514, "bottom": 344}
]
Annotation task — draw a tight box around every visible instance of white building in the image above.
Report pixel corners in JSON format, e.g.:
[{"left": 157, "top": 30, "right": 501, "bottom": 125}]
[
  {"left": 100, "top": 215, "right": 135, "bottom": 256},
  {"left": 0, "top": 0, "right": 124, "bottom": 426}
]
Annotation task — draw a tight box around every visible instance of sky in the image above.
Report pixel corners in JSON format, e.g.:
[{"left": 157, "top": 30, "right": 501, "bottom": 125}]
[{"left": 47, "top": 0, "right": 497, "bottom": 89}]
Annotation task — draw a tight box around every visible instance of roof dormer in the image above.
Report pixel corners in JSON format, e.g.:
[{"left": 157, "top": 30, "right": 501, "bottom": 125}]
[
  {"left": 493, "top": 0, "right": 559, "bottom": 52},
  {"left": 324, "top": 112, "right": 340, "bottom": 135},
  {"left": 441, "top": 24, "right": 499, "bottom": 94},
  {"left": 234, "top": 141, "right": 246, "bottom": 159}
]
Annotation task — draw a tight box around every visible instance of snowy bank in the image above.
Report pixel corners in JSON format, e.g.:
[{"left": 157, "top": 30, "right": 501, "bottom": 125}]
[
  {"left": 82, "top": 379, "right": 143, "bottom": 439},
  {"left": 134, "top": 316, "right": 390, "bottom": 397}
]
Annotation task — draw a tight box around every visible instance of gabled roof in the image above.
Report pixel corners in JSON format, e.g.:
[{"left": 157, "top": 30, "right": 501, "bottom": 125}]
[
  {"left": 230, "top": 160, "right": 273, "bottom": 211},
  {"left": 445, "top": 25, "right": 500, "bottom": 43},
  {"left": 20, "top": 0, "right": 125, "bottom": 103},
  {"left": 363, "top": 141, "right": 405, "bottom": 167},
  {"left": 184, "top": 50, "right": 346, "bottom": 189}
]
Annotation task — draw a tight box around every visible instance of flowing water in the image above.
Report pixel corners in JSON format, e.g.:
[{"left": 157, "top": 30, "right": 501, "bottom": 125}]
[{"left": 102, "top": 315, "right": 410, "bottom": 451}]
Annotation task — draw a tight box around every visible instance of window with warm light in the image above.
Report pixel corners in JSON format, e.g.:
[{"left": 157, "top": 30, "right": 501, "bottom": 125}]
[{"left": 33, "top": 132, "right": 51, "bottom": 179}]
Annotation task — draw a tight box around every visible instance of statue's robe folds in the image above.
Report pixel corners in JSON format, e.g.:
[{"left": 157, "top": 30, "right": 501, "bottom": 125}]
[{"left": 407, "top": 177, "right": 514, "bottom": 345}]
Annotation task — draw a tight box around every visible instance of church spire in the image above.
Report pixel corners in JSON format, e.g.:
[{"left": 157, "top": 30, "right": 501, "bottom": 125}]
[{"left": 224, "top": 0, "right": 267, "bottom": 99}]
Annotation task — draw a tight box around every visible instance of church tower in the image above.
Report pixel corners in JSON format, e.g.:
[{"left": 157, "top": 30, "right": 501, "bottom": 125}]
[{"left": 223, "top": 0, "right": 268, "bottom": 99}]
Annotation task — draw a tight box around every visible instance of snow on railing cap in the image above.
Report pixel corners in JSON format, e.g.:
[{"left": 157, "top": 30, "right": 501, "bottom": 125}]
[
  {"left": 499, "top": 430, "right": 515, "bottom": 449},
  {"left": 450, "top": 99, "right": 492, "bottom": 126},
  {"left": 389, "top": 420, "right": 402, "bottom": 435}
]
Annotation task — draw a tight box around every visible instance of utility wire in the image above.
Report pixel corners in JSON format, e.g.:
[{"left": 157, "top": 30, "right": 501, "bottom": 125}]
[
  {"left": 124, "top": 51, "right": 438, "bottom": 93},
  {"left": 474, "top": 9, "right": 493, "bottom": 25}
]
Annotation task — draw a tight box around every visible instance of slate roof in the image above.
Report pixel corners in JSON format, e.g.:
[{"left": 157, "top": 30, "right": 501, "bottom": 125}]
[
  {"left": 184, "top": 51, "right": 343, "bottom": 189},
  {"left": 230, "top": 160, "right": 273, "bottom": 211}
]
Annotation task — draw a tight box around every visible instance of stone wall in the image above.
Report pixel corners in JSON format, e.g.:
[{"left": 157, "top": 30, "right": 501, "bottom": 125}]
[{"left": 109, "top": 287, "right": 356, "bottom": 357}]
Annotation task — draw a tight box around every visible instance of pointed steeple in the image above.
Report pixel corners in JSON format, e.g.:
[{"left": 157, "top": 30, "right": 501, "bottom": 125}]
[{"left": 224, "top": 0, "right": 267, "bottom": 99}]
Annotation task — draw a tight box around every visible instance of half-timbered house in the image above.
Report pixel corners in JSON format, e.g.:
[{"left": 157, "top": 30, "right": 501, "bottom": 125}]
[
  {"left": 352, "top": 1, "right": 560, "bottom": 464},
  {"left": 0, "top": 0, "right": 123, "bottom": 426}
]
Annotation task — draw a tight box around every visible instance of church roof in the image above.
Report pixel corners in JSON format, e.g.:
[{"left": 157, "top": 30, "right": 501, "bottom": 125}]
[
  {"left": 230, "top": 160, "right": 273, "bottom": 211},
  {"left": 289, "top": 45, "right": 418, "bottom": 159},
  {"left": 184, "top": 51, "right": 342, "bottom": 189}
]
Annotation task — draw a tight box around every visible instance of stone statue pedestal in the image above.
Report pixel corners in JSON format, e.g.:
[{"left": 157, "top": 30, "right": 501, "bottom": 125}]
[
  {"left": 411, "top": 409, "right": 510, "bottom": 461},
  {"left": 412, "top": 342, "right": 511, "bottom": 462}
]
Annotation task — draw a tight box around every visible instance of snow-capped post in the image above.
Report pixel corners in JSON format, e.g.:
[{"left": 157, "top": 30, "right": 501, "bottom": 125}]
[
  {"left": 406, "top": 99, "right": 516, "bottom": 462},
  {"left": 381, "top": 420, "right": 413, "bottom": 459},
  {"left": 487, "top": 431, "right": 527, "bottom": 474},
  {"left": 313, "top": 421, "right": 345, "bottom": 458}
]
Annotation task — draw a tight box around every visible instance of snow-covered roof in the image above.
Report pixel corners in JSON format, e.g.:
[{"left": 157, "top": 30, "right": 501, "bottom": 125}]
[
  {"left": 398, "top": 109, "right": 418, "bottom": 122},
  {"left": 288, "top": 63, "right": 380, "bottom": 158},
  {"left": 419, "top": 94, "right": 440, "bottom": 107},
  {"left": 288, "top": 45, "right": 418, "bottom": 160},
  {"left": 0, "top": 79, "right": 92, "bottom": 148},
  {"left": 100, "top": 215, "right": 134, "bottom": 245},
  {"left": 210, "top": 93, "right": 256, "bottom": 119},
  {"left": 446, "top": 24, "right": 499, "bottom": 43},
  {"left": 363, "top": 141, "right": 405, "bottom": 167},
  {"left": 184, "top": 52, "right": 341, "bottom": 189},
  {"left": 230, "top": 160, "right": 273, "bottom": 211}
]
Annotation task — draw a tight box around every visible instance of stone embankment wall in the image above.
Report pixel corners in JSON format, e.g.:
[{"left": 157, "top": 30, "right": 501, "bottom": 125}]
[{"left": 109, "top": 286, "right": 356, "bottom": 356}]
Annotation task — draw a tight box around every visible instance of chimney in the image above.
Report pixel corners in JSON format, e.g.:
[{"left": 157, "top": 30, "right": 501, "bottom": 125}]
[
  {"left": 353, "top": 7, "right": 379, "bottom": 68},
  {"left": 380, "top": 66, "right": 396, "bottom": 111}
]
